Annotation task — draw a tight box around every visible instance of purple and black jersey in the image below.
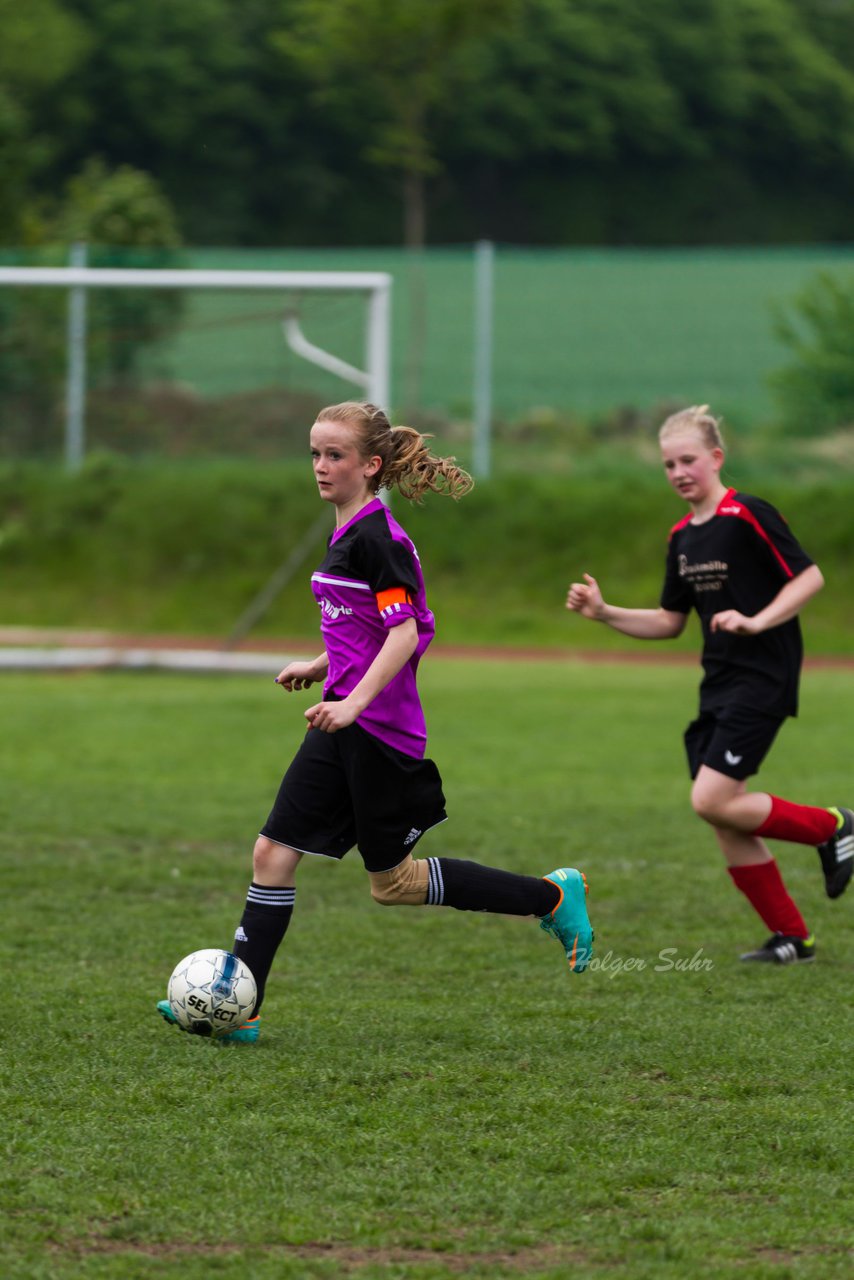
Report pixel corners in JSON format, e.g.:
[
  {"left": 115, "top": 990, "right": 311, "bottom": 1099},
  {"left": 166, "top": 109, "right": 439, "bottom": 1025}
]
[
  {"left": 311, "top": 498, "right": 435, "bottom": 758},
  {"left": 660, "top": 489, "right": 814, "bottom": 717}
]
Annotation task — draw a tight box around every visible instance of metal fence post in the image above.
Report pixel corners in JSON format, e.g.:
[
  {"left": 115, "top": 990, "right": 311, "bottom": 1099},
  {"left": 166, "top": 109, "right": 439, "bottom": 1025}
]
[
  {"left": 65, "top": 242, "right": 88, "bottom": 471},
  {"left": 473, "top": 239, "right": 494, "bottom": 479}
]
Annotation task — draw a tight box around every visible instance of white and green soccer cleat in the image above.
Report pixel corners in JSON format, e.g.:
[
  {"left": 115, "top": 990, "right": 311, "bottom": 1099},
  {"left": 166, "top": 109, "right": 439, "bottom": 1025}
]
[
  {"left": 739, "top": 934, "right": 816, "bottom": 964},
  {"left": 539, "top": 867, "right": 594, "bottom": 973}
]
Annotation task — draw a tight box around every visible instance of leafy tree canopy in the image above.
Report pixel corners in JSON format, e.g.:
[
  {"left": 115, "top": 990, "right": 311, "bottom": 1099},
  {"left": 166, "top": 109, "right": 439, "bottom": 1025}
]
[
  {"left": 0, "top": 0, "right": 89, "bottom": 240},
  {"left": 4, "top": 0, "right": 854, "bottom": 244},
  {"left": 439, "top": 0, "right": 854, "bottom": 165}
]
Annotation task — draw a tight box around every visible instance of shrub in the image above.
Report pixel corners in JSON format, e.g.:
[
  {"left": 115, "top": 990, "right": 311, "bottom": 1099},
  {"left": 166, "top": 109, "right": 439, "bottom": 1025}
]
[{"left": 770, "top": 270, "right": 854, "bottom": 434}]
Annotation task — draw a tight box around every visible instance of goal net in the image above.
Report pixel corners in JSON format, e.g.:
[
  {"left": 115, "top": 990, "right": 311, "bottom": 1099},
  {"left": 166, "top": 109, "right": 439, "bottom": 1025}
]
[{"left": 0, "top": 258, "right": 391, "bottom": 465}]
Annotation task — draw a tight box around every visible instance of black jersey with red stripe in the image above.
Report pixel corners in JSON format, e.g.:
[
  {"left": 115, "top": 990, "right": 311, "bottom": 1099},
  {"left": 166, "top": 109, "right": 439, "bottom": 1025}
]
[{"left": 660, "top": 489, "right": 814, "bottom": 717}]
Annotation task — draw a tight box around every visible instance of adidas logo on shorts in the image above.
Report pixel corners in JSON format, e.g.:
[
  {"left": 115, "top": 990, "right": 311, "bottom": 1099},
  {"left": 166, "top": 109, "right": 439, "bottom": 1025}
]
[{"left": 403, "top": 827, "right": 422, "bottom": 847}]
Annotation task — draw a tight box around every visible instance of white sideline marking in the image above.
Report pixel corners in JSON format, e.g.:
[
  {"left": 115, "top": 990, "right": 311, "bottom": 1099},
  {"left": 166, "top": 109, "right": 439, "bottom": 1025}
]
[{"left": 0, "top": 647, "right": 302, "bottom": 675}]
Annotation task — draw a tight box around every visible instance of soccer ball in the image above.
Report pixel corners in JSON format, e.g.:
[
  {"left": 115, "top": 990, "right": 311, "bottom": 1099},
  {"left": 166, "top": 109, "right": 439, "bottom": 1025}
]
[{"left": 166, "top": 949, "right": 257, "bottom": 1037}]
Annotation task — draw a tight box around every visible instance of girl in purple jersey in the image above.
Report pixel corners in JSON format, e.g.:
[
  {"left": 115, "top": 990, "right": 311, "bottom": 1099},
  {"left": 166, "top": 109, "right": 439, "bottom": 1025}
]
[
  {"left": 158, "top": 401, "right": 592, "bottom": 1041},
  {"left": 567, "top": 405, "right": 852, "bottom": 966}
]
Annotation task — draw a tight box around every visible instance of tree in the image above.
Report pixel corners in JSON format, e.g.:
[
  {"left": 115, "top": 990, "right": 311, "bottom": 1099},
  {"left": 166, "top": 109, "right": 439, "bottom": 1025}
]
[
  {"left": 0, "top": 0, "right": 89, "bottom": 240},
  {"left": 435, "top": 0, "right": 854, "bottom": 242},
  {"left": 38, "top": 0, "right": 297, "bottom": 244},
  {"left": 6, "top": 0, "right": 854, "bottom": 247},
  {"left": 770, "top": 271, "right": 854, "bottom": 433},
  {"left": 0, "top": 160, "right": 184, "bottom": 457},
  {"left": 272, "top": 0, "right": 519, "bottom": 407},
  {"left": 58, "top": 159, "right": 185, "bottom": 383},
  {"left": 274, "top": 0, "right": 519, "bottom": 249}
]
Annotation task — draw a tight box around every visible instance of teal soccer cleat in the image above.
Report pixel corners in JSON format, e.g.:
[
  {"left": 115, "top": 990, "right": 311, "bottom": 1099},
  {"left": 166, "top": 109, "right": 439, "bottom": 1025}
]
[
  {"left": 539, "top": 868, "right": 594, "bottom": 973},
  {"left": 219, "top": 1015, "right": 260, "bottom": 1044},
  {"left": 157, "top": 998, "right": 180, "bottom": 1026},
  {"left": 156, "top": 999, "right": 261, "bottom": 1043}
]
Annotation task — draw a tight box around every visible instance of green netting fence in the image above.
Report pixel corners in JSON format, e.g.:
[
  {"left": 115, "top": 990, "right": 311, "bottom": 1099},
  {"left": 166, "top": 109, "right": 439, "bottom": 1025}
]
[{"left": 2, "top": 243, "right": 854, "bottom": 462}]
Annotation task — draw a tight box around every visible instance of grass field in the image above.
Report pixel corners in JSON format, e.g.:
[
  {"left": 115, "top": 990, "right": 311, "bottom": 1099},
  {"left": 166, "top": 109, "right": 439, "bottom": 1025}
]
[{"left": 1, "top": 659, "right": 852, "bottom": 1279}]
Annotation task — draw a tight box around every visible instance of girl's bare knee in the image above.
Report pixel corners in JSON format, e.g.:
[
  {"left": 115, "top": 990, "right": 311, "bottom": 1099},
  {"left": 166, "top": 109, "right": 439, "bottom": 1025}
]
[
  {"left": 252, "top": 836, "right": 300, "bottom": 882},
  {"left": 691, "top": 786, "right": 721, "bottom": 825},
  {"left": 252, "top": 836, "right": 275, "bottom": 877}
]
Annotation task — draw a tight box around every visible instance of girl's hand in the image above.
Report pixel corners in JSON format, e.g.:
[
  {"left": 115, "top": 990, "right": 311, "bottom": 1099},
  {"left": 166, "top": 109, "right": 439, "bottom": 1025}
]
[
  {"left": 304, "top": 698, "right": 358, "bottom": 734},
  {"left": 710, "top": 609, "right": 758, "bottom": 635},
  {"left": 275, "top": 661, "right": 321, "bottom": 691},
  {"left": 566, "top": 573, "right": 605, "bottom": 621}
]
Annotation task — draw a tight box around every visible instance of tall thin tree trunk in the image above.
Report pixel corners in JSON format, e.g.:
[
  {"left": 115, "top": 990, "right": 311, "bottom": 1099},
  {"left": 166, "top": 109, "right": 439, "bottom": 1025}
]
[
  {"left": 403, "top": 167, "right": 427, "bottom": 415},
  {"left": 403, "top": 167, "right": 425, "bottom": 251}
]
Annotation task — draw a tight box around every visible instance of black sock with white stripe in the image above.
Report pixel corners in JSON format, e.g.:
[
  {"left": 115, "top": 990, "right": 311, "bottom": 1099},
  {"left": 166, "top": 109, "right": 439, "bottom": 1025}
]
[
  {"left": 425, "top": 858, "right": 559, "bottom": 917},
  {"left": 231, "top": 883, "right": 295, "bottom": 1015}
]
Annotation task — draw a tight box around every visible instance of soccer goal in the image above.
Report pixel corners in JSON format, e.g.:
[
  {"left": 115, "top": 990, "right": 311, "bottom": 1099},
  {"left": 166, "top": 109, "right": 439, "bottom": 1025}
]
[{"left": 0, "top": 262, "right": 391, "bottom": 467}]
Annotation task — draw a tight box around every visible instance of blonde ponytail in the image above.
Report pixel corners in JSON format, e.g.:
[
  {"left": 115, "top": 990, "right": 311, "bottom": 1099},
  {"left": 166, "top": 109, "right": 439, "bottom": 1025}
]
[{"left": 315, "top": 401, "right": 474, "bottom": 501}]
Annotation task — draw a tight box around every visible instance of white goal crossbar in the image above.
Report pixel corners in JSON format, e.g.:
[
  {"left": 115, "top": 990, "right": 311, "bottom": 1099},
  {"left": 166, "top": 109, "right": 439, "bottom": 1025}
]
[{"left": 0, "top": 265, "right": 392, "bottom": 468}]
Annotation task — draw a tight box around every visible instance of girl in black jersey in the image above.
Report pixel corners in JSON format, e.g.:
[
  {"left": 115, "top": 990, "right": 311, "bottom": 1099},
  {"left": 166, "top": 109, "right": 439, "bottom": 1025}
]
[
  {"left": 158, "top": 401, "right": 593, "bottom": 1041},
  {"left": 567, "top": 405, "right": 852, "bottom": 965}
]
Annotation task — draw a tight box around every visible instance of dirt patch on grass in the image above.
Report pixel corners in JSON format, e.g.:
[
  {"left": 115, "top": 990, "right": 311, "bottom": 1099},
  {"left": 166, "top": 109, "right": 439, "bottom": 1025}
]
[
  {"left": 49, "top": 1235, "right": 594, "bottom": 1272},
  {"left": 750, "top": 1244, "right": 852, "bottom": 1263}
]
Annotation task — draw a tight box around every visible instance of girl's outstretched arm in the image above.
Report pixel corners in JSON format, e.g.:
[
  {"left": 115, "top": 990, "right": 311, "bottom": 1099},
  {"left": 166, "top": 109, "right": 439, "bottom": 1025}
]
[{"left": 567, "top": 573, "right": 687, "bottom": 640}]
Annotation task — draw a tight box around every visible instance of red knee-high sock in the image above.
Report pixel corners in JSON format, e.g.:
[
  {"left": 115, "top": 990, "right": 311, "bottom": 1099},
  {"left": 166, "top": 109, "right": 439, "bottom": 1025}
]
[
  {"left": 727, "top": 860, "right": 809, "bottom": 938},
  {"left": 753, "top": 796, "right": 837, "bottom": 845}
]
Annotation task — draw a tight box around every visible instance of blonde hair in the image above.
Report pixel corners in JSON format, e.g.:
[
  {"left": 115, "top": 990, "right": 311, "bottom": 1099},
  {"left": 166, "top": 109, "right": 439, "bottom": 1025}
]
[
  {"left": 315, "top": 401, "right": 474, "bottom": 502},
  {"left": 659, "top": 405, "right": 725, "bottom": 452}
]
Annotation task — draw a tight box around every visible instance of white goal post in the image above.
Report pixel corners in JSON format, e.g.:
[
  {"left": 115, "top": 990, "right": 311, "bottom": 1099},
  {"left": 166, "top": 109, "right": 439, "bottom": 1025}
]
[{"left": 0, "top": 264, "right": 392, "bottom": 469}]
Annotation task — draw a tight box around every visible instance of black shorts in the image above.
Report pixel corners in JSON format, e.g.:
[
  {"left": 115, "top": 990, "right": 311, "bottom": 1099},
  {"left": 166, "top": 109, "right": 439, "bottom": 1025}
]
[
  {"left": 684, "top": 705, "right": 785, "bottom": 782},
  {"left": 260, "top": 722, "right": 447, "bottom": 873}
]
